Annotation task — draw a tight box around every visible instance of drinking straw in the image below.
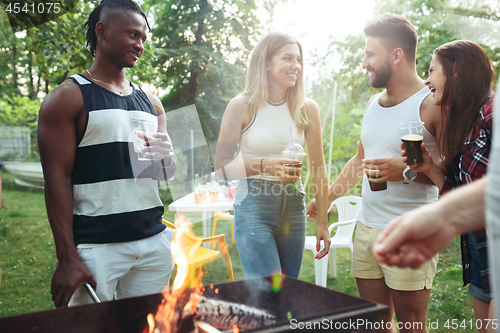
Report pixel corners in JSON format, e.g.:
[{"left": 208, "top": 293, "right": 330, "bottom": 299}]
[
  {"left": 289, "top": 125, "right": 295, "bottom": 159},
  {"left": 289, "top": 125, "right": 298, "bottom": 189}
]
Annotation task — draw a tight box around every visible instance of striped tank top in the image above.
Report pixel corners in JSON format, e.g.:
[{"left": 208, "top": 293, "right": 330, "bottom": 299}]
[{"left": 70, "top": 74, "right": 165, "bottom": 245}]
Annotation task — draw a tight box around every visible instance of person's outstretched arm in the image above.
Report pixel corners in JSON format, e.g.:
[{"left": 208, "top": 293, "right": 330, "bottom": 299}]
[
  {"left": 304, "top": 99, "right": 330, "bottom": 259},
  {"left": 373, "top": 176, "right": 487, "bottom": 268},
  {"left": 306, "top": 139, "right": 365, "bottom": 221}
]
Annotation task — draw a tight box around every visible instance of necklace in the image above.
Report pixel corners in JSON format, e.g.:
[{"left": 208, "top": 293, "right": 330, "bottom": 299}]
[
  {"left": 86, "top": 69, "right": 129, "bottom": 95},
  {"left": 268, "top": 97, "right": 286, "bottom": 105}
]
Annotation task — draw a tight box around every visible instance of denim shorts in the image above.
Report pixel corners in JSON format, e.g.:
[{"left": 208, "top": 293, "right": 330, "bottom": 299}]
[
  {"left": 468, "top": 232, "right": 492, "bottom": 301},
  {"left": 233, "top": 178, "right": 306, "bottom": 279}
]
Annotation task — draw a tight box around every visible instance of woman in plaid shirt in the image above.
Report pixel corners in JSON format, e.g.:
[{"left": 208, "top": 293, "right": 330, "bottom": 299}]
[{"left": 403, "top": 40, "right": 495, "bottom": 332}]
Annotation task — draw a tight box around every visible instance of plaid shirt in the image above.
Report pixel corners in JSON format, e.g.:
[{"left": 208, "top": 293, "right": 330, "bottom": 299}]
[{"left": 441, "top": 100, "right": 493, "bottom": 293}]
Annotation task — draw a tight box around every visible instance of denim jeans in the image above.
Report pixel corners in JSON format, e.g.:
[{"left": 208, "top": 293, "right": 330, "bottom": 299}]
[{"left": 233, "top": 178, "right": 306, "bottom": 279}]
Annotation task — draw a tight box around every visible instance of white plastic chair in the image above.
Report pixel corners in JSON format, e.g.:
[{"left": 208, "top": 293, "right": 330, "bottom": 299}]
[{"left": 304, "top": 196, "right": 362, "bottom": 287}]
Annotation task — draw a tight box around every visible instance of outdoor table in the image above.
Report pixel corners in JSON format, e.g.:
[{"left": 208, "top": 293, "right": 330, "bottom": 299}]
[{"left": 168, "top": 192, "right": 234, "bottom": 248}]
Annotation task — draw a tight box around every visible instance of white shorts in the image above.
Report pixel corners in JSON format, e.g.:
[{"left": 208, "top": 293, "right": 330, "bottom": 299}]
[
  {"left": 69, "top": 228, "right": 174, "bottom": 305},
  {"left": 351, "top": 222, "right": 437, "bottom": 291}
]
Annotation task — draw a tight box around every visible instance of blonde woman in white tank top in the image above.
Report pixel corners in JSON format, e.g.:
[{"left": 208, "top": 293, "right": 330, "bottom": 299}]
[{"left": 214, "top": 32, "right": 330, "bottom": 279}]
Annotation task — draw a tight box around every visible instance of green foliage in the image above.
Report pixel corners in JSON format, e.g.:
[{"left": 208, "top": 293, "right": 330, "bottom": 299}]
[
  {"left": 141, "top": 0, "right": 263, "bottom": 191},
  {"left": 329, "top": 34, "right": 381, "bottom": 105},
  {"left": 305, "top": 0, "right": 499, "bottom": 190},
  {"left": 374, "top": 0, "right": 500, "bottom": 83},
  {"left": 307, "top": 33, "right": 379, "bottom": 187},
  {"left": 0, "top": 95, "right": 39, "bottom": 127},
  {"left": 1, "top": 0, "right": 79, "bottom": 33},
  {"left": 0, "top": 1, "right": 94, "bottom": 100},
  {"left": 0, "top": 95, "right": 41, "bottom": 158},
  {"left": 146, "top": 0, "right": 261, "bottom": 141}
]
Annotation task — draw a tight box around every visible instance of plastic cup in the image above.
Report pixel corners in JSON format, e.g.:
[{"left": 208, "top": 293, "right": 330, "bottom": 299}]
[
  {"left": 210, "top": 189, "right": 218, "bottom": 202},
  {"left": 281, "top": 143, "right": 306, "bottom": 173},
  {"left": 130, "top": 116, "right": 157, "bottom": 160},
  {"left": 399, "top": 121, "right": 424, "bottom": 165},
  {"left": 367, "top": 175, "right": 387, "bottom": 191},
  {"left": 194, "top": 192, "right": 202, "bottom": 204},
  {"left": 200, "top": 185, "right": 207, "bottom": 201}
]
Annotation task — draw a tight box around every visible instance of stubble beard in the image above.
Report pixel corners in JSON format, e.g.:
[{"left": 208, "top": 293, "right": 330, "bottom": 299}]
[{"left": 370, "top": 61, "right": 393, "bottom": 89}]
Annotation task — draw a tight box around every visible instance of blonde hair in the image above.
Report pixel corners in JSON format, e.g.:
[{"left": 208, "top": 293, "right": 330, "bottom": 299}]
[{"left": 244, "top": 31, "right": 310, "bottom": 132}]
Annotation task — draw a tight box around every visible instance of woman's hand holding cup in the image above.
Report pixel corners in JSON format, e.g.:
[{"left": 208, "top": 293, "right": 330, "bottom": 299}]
[{"left": 261, "top": 158, "right": 302, "bottom": 180}]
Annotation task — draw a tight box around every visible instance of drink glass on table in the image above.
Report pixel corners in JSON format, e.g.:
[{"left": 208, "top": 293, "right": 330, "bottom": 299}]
[
  {"left": 194, "top": 191, "right": 202, "bottom": 204},
  {"left": 399, "top": 121, "right": 424, "bottom": 165},
  {"left": 194, "top": 186, "right": 207, "bottom": 203},
  {"left": 209, "top": 185, "right": 219, "bottom": 202},
  {"left": 194, "top": 173, "right": 202, "bottom": 204},
  {"left": 209, "top": 172, "right": 219, "bottom": 202},
  {"left": 281, "top": 143, "right": 306, "bottom": 174},
  {"left": 200, "top": 185, "right": 207, "bottom": 202}
]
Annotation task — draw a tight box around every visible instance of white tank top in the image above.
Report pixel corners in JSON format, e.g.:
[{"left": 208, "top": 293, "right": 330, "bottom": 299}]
[
  {"left": 239, "top": 101, "right": 305, "bottom": 181},
  {"left": 358, "top": 87, "right": 439, "bottom": 229}
]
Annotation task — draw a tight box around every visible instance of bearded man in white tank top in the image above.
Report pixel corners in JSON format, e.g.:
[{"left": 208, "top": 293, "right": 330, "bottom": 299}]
[{"left": 307, "top": 14, "right": 442, "bottom": 333}]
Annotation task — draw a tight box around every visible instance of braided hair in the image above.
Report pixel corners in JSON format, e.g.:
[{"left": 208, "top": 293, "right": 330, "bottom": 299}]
[{"left": 85, "top": 0, "right": 151, "bottom": 57}]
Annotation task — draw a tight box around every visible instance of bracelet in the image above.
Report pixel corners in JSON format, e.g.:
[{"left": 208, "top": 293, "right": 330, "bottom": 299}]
[{"left": 260, "top": 158, "right": 264, "bottom": 173}]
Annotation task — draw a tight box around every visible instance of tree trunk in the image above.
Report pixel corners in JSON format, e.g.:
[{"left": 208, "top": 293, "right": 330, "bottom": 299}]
[
  {"left": 186, "top": 0, "right": 207, "bottom": 103},
  {"left": 12, "top": 45, "right": 19, "bottom": 93},
  {"left": 60, "top": 70, "right": 69, "bottom": 84},
  {"left": 34, "top": 72, "right": 40, "bottom": 98},
  {"left": 28, "top": 53, "right": 35, "bottom": 100}
]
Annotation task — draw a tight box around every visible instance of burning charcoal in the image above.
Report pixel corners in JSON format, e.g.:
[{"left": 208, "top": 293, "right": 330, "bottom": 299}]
[
  {"left": 177, "top": 314, "right": 197, "bottom": 333},
  {"left": 152, "top": 287, "right": 195, "bottom": 333},
  {"left": 193, "top": 295, "right": 276, "bottom": 331},
  {"left": 194, "top": 320, "right": 224, "bottom": 333}
]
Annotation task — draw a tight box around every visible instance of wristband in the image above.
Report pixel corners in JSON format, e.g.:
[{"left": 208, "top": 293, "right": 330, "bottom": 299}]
[{"left": 260, "top": 158, "right": 264, "bottom": 173}]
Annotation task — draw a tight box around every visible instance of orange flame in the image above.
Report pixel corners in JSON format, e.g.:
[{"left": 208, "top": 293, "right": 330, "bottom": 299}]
[
  {"left": 145, "top": 215, "right": 205, "bottom": 333},
  {"left": 171, "top": 216, "right": 203, "bottom": 290},
  {"left": 147, "top": 313, "right": 155, "bottom": 333}
]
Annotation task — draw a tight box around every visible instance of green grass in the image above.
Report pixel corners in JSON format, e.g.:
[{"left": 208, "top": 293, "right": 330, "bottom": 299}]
[
  {"left": 0, "top": 173, "right": 477, "bottom": 331},
  {"left": 0, "top": 174, "right": 53, "bottom": 317}
]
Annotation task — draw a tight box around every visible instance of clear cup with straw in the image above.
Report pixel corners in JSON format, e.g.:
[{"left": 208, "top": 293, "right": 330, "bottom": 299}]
[
  {"left": 281, "top": 143, "right": 306, "bottom": 171},
  {"left": 281, "top": 125, "right": 306, "bottom": 174}
]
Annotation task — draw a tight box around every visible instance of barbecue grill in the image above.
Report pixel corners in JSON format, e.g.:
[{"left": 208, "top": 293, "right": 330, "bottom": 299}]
[{"left": 0, "top": 276, "right": 388, "bottom": 332}]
